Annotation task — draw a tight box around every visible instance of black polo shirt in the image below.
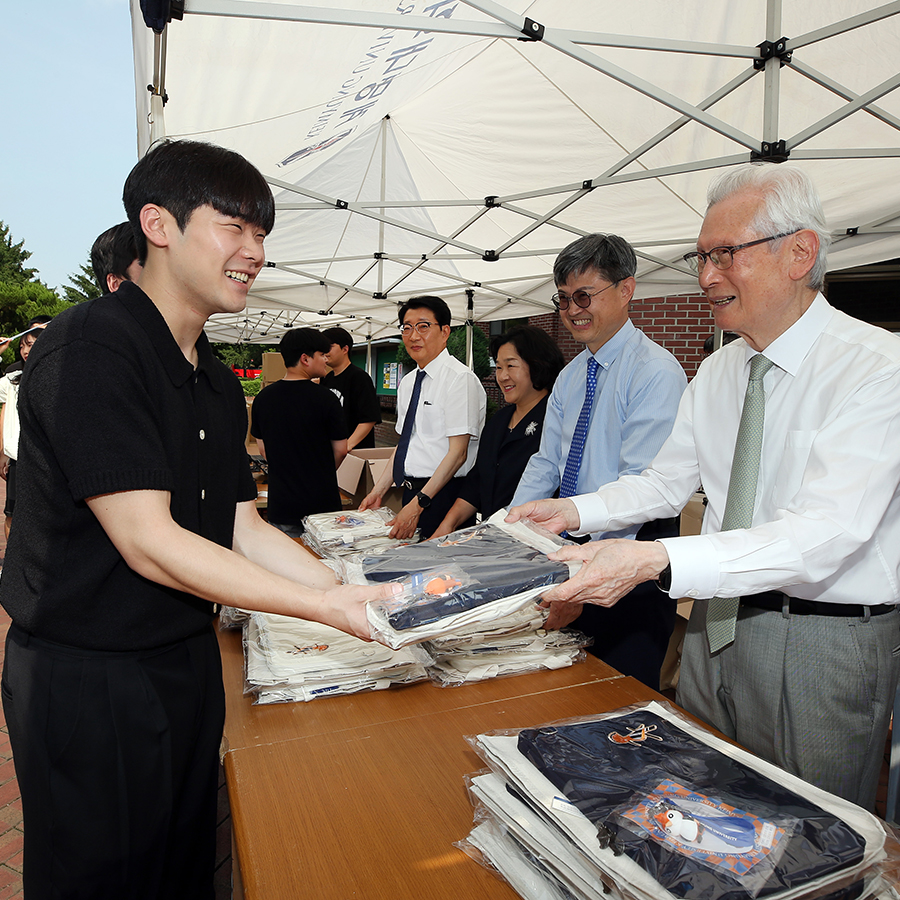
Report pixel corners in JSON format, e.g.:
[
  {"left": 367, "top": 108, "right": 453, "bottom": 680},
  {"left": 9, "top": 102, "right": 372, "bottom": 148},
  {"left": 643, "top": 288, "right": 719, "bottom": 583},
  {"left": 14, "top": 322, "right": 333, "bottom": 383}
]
[
  {"left": 457, "top": 396, "right": 548, "bottom": 519},
  {"left": 322, "top": 363, "right": 382, "bottom": 449},
  {"left": 0, "top": 282, "right": 257, "bottom": 651}
]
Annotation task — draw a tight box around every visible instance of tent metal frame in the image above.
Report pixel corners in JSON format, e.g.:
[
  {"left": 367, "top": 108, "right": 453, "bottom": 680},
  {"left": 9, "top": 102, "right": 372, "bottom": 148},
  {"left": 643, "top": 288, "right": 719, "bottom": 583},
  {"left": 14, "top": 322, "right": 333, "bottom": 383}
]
[{"left": 141, "top": 0, "right": 900, "bottom": 344}]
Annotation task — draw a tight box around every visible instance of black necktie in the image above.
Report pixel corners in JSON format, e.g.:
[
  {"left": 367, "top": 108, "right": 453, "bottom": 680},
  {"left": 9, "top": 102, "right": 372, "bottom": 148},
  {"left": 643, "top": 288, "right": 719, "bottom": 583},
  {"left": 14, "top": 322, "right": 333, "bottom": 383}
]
[{"left": 392, "top": 368, "right": 426, "bottom": 487}]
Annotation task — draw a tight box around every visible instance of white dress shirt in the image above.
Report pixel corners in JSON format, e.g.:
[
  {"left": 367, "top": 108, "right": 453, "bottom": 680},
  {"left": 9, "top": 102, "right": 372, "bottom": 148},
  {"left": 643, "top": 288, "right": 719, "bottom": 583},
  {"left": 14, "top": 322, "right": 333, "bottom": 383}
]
[
  {"left": 395, "top": 347, "right": 486, "bottom": 479},
  {"left": 572, "top": 294, "right": 900, "bottom": 606}
]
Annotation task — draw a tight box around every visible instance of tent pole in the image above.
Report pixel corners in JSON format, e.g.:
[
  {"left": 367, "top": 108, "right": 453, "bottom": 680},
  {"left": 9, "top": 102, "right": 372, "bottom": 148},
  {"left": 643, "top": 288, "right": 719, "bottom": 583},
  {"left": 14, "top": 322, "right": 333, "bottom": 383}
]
[
  {"left": 465, "top": 288, "right": 475, "bottom": 370},
  {"left": 148, "top": 28, "right": 168, "bottom": 148}
]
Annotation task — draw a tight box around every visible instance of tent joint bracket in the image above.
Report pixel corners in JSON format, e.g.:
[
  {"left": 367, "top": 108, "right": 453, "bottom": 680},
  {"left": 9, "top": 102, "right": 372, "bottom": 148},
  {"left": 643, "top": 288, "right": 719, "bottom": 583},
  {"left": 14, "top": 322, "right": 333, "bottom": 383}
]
[
  {"left": 751, "top": 140, "right": 790, "bottom": 163},
  {"left": 518, "top": 18, "right": 544, "bottom": 42},
  {"left": 754, "top": 38, "right": 792, "bottom": 70}
]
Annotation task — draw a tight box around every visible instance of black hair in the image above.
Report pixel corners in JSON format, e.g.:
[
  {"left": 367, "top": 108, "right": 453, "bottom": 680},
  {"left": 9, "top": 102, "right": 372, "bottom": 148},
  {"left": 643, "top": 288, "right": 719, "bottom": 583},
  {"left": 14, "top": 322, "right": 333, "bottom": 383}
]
[
  {"left": 397, "top": 295, "right": 451, "bottom": 328},
  {"left": 553, "top": 233, "right": 637, "bottom": 287},
  {"left": 279, "top": 328, "right": 331, "bottom": 368},
  {"left": 490, "top": 325, "right": 565, "bottom": 392},
  {"left": 26, "top": 316, "right": 53, "bottom": 329},
  {"left": 123, "top": 140, "right": 275, "bottom": 263},
  {"left": 90, "top": 222, "right": 139, "bottom": 291},
  {"left": 322, "top": 326, "right": 353, "bottom": 352}
]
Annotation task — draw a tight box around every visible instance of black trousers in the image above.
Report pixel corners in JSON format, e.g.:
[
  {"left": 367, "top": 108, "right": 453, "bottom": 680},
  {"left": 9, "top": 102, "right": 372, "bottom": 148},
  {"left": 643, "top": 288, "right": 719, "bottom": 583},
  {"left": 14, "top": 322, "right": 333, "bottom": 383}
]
[
  {"left": 1, "top": 623, "right": 225, "bottom": 900},
  {"left": 572, "top": 517, "right": 679, "bottom": 691},
  {"left": 401, "top": 477, "right": 474, "bottom": 540}
]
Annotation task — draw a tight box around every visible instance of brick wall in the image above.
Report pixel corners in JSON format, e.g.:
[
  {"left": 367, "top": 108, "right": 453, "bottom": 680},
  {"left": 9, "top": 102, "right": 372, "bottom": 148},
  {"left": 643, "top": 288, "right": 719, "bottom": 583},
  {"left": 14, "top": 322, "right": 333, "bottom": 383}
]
[{"left": 524, "top": 294, "right": 712, "bottom": 381}]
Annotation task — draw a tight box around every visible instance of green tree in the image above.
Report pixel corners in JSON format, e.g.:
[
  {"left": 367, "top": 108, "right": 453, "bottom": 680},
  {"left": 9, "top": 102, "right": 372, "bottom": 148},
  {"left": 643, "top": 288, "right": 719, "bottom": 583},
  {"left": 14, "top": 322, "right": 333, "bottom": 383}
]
[
  {"left": 0, "top": 220, "right": 39, "bottom": 284},
  {"left": 62, "top": 257, "right": 103, "bottom": 304},
  {"left": 211, "top": 342, "right": 279, "bottom": 370},
  {"left": 0, "top": 281, "right": 74, "bottom": 367},
  {"left": 395, "top": 324, "right": 491, "bottom": 380}
]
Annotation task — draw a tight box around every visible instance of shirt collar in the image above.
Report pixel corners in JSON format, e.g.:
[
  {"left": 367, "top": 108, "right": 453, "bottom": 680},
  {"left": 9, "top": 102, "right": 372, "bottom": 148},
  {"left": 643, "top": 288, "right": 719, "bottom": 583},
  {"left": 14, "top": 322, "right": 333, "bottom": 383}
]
[
  {"left": 587, "top": 319, "right": 634, "bottom": 370},
  {"left": 742, "top": 292, "right": 830, "bottom": 377},
  {"left": 420, "top": 346, "right": 451, "bottom": 377},
  {"left": 115, "top": 281, "right": 225, "bottom": 392}
]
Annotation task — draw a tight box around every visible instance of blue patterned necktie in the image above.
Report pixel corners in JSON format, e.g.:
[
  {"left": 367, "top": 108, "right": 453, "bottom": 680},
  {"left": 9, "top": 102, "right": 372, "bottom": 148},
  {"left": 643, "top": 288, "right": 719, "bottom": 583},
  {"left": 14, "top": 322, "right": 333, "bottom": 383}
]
[
  {"left": 560, "top": 357, "right": 600, "bottom": 498},
  {"left": 392, "top": 369, "right": 427, "bottom": 487},
  {"left": 706, "top": 354, "right": 775, "bottom": 652}
]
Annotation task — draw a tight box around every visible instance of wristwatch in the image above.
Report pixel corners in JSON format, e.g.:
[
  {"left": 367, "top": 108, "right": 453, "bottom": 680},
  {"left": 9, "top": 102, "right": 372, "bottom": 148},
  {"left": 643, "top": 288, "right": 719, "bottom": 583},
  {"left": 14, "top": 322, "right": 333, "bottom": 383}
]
[
  {"left": 416, "top": 490, "right": 432, "bottom": 509},
  {"left": 656, "top": 563, "right": 672, "bottom": 593}
]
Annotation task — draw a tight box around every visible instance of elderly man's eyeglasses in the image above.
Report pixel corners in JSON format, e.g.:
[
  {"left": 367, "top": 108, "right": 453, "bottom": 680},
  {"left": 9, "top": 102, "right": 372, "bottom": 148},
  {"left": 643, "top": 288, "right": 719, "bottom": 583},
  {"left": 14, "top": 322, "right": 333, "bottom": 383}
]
[
  {"left": 683, "top": 231, "right": 799, "bottom": 274},
  {"left": 552, "top": 282, "right": 615, "bottom": 311},
  {"left": 399, "top": 322, "right": 435, "bottom": 336}
]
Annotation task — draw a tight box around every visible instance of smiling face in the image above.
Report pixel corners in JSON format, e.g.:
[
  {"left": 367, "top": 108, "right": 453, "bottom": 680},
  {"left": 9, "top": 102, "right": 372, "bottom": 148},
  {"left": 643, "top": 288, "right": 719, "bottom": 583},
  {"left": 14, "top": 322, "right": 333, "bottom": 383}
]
[
  {"left": 696, "top": 189, "right": 818, "bottom": 351},
  {"left": 151, "top": 203, "right": 267, "bottom": 320},
  {"left": 401, "top": 307, "right": 450, "bottom": 368},
  {"left": 494, "top": 341, "right": 544, "bottom": 409},
  {"left": 556, "top": 267, "right": 634, "bottom": 354}
]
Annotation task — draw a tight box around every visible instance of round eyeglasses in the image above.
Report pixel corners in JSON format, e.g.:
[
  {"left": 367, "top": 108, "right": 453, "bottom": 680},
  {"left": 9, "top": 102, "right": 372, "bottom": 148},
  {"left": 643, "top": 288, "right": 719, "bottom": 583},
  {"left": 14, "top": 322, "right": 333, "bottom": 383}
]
[
  {"left": 552, "top": 282, "right": 615, "bottom": 311},
  {"left": 682, "top": 231, "right": 799, "bottom": 274},
  {"left": 399, "top": 322, "right": 435, "bottom": 336}
]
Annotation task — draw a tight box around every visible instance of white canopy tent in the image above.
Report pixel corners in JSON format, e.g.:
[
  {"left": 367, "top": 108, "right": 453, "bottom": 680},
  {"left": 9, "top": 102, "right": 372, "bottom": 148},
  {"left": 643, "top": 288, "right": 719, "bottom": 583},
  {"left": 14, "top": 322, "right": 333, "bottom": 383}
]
[{"left": 130, "top": 0, "right": 900, "bottom": 346}]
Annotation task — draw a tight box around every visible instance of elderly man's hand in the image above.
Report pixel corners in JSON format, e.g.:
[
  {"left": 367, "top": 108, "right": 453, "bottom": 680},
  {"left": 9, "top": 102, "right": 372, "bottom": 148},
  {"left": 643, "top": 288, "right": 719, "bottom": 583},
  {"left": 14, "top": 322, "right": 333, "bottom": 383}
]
[
  {"left": 539, "top": 539, "right": 670, "bottom": 609},
  {"left": 506, "top": 497, "right": 580, "bottom": 535}
]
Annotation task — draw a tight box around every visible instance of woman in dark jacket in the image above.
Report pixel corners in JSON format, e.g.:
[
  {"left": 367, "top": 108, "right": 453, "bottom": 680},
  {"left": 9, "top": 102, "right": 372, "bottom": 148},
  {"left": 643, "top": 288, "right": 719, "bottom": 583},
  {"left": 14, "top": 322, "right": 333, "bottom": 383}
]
[{"left": 431, "top": 325, "right": 564, "bottom": 538}]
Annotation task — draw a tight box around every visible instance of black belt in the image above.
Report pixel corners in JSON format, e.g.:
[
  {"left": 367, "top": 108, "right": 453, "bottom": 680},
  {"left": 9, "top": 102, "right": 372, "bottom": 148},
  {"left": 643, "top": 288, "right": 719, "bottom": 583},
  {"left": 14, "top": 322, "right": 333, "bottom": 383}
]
[
  {"left": 740, "top": 591, "right": 895, "bottom": 618},
  {"left": 399, "top": 476, "right": 429, "bottom": 492}
]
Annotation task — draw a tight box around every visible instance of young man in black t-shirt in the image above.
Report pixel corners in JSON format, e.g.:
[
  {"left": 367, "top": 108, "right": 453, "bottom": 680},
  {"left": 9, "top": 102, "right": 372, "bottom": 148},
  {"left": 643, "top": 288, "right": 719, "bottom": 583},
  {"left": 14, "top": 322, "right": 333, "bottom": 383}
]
[
  {"left": 322, "top": 326, "right": 382, "bottom": 450},
  {"left": 251, "top": 328, "right": 349, "bottom": 535}
]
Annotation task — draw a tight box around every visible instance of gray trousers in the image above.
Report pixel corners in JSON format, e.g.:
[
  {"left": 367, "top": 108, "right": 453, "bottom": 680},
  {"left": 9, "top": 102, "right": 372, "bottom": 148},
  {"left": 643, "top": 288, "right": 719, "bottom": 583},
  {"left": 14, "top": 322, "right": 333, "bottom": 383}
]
[{"left": 677, "top": 601, "right": 900, "bottom": 811}]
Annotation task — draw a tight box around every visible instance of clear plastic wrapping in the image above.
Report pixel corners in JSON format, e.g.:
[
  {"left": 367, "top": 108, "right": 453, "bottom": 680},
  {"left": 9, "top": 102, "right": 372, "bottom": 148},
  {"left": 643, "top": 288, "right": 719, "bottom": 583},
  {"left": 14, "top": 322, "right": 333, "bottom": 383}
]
[
  {"left": 461, "top": 700, "right": 893, "bottom": 900},
  {"left": 349, "top": 510, "right": 577, "bottom": 648},
  {"left": 242, "top": 611, "right": 429, "bottom": 703},
  {"left": 300, "top": 507, "right": 419, "bottom": 559}
]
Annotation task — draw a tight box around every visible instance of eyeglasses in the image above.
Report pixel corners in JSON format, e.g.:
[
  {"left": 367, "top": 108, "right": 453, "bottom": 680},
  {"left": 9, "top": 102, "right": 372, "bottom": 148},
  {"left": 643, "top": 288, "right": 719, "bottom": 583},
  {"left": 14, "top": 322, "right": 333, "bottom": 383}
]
[
  {"left": 399, "top": 322, "right": 435, "bottom": 336},
  {"left": 552, "top": 282, "right": 615, "bottom": 311},
  {"left": 683, "top": 231, "right": 799, "bottom": 274}
]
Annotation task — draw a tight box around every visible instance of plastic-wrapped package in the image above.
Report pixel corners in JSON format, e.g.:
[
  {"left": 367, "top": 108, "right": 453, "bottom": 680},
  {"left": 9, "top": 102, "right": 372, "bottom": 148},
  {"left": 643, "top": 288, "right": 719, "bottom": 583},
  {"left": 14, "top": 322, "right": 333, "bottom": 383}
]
[
  {"left": 456, "top": 812, "right": 577, "bottom": 900},
  {"left": 466, "top": 701, "right": 890, "bottom": 900},
  {"left": 242, "top": 612, "right": 429, "bottom": 703},
  {"left": 218, "top": 605, "right": 251, "bottom": 630},
  {"left": 347, "top": 511, "right": 577, "bottom": 648},
  {"left": 301, "top": 507, "right": 418, "bottom": 559}
]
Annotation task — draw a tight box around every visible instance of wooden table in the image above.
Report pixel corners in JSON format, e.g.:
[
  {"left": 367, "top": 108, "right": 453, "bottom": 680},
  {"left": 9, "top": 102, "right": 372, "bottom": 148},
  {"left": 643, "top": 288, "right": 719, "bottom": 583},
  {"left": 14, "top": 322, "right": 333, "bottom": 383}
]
[{"left": 217, "top": 626, "right": 662, "bottom": 899}]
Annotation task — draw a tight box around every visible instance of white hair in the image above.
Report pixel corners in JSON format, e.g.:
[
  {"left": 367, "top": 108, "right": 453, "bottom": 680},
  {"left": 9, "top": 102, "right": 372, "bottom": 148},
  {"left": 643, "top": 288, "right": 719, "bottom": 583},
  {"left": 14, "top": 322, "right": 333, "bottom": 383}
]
[{"left": 707, "top": 163, "right": 831, "bottom": 291}]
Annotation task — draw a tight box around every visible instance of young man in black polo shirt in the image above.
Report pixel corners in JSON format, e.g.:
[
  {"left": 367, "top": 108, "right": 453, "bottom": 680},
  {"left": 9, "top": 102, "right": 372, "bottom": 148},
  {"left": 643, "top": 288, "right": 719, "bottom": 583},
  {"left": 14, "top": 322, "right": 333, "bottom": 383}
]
[
  {"left": 322, "top": 325, "right": 382, "bottom": 450},
  {"left": 0, "top": 140, "right": 397, "bottom": 900},
  {"left": 251, "top": 327, "right": 349, "bottom": 535}
]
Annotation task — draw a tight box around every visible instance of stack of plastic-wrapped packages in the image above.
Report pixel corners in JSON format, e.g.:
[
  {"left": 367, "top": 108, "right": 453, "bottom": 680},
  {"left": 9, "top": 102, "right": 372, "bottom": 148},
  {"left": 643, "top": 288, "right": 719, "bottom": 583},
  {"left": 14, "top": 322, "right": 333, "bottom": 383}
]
[
  {"left": 301, "top": 507, "right": 417, "bottom": 558},
  {"left": 458, "top": 700, "right": 900, "bottom": 900},
  {"left": 242, "top": 611, "right": 430, "bottom": 703},
  {"left": 230, "top": 510, "right": 591, "bottom": 702},
  {"left": 342, "top": 510, "right": 590, "bottom": 685}
]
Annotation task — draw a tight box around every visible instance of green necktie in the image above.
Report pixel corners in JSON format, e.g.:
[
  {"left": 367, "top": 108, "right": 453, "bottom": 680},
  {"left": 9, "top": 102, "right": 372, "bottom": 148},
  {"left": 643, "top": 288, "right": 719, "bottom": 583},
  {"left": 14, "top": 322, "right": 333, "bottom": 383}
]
[{"left": 706, "top": 354, "right": 775, "bottom": 653}]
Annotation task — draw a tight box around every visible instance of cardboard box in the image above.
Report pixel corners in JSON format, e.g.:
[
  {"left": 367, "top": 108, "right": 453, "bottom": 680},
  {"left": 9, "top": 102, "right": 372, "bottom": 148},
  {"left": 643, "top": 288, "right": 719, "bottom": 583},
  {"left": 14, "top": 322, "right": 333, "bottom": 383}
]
[
  {"left": 337, "top": 448, "right": 404, "bottom": 513},
  {"left": 680, "top": 491, "right": 706, "bottom": 537},
  {"left": 261, "top": 352, "right": 286, "bottom": 386}
]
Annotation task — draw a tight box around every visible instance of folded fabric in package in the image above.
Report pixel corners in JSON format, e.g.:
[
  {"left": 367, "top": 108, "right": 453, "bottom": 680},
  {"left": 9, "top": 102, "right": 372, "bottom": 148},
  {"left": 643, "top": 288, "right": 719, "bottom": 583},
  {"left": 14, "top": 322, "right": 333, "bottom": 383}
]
[
  {"left": 424, "top": 604, "right": 591, "bottom": 686},
  {"left": 347, "top": 511, "right": 576, "bottom": 649},
  {"left": 301, "top": 507, "right": 418, "bottom": 559},
  {"left": 466, "top": 701, "right": 890, "bottom": 900},
  {"left": 243, "top": 611, "right": 429, "bottom": 703}
]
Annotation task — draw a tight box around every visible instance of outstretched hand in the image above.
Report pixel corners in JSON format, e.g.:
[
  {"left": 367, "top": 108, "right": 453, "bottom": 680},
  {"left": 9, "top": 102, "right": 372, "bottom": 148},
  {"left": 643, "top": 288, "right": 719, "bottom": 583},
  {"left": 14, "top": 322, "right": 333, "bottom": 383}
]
[
  {"left": 539, "top": 539, "right": 670, "bottom": 610},
  {"left": 505, "top": 498, "right": 580, "bottom": 535},
  {"left": 318, "top": 581, "right": 402, "bottom": 642}
]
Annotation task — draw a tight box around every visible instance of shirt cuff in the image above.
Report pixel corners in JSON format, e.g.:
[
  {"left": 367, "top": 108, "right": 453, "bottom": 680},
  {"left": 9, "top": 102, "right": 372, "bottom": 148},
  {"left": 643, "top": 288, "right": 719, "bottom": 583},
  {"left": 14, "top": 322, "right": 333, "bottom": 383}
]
[
  {"left": 569, "top": 492, "right": 611, "bottom": 535},
  {"left": 656, "top": 534, "right": 721, "bottom": 600}
]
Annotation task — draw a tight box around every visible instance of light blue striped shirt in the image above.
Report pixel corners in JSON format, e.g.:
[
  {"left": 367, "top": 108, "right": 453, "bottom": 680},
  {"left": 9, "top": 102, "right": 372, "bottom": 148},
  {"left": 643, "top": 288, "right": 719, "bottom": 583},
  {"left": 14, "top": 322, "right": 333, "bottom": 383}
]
[{"left": 512, "top": 319, "right": 687, "bottom": 539}]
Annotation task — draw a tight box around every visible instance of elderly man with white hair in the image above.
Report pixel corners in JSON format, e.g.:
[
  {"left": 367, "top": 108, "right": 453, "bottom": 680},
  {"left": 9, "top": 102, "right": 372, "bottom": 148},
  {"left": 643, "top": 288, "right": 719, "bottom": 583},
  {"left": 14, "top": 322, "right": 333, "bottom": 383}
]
[{"left": 509, "top": 162, "right": 900, "bottom": 811}]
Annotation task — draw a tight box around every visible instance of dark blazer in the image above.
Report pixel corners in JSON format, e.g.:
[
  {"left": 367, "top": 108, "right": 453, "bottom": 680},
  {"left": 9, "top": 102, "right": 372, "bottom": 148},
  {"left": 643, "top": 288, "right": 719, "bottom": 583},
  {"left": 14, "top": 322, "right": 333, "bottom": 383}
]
[{"left": 458, "top": 396, "right": 549, "bottom": 518}]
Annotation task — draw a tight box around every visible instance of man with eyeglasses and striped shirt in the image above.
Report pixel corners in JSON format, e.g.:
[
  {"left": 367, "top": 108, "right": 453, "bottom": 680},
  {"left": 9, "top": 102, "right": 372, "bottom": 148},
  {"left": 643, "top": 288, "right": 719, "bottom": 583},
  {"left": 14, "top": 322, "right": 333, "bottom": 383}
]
[{"left": 511, "top": 233, "right": 687, "bottom": 689}]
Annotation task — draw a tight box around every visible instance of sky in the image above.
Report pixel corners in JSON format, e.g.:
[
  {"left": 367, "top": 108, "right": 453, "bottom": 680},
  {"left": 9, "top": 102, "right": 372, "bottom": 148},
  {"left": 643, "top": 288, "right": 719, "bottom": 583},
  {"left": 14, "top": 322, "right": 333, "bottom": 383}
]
[{"left": 1, "top": 0, "right": 137, "bottom": 293}]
